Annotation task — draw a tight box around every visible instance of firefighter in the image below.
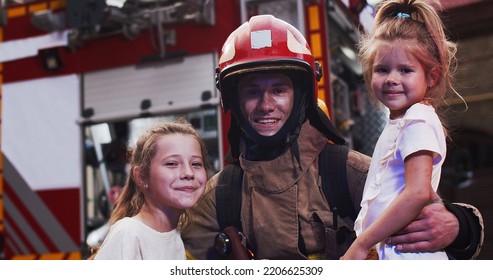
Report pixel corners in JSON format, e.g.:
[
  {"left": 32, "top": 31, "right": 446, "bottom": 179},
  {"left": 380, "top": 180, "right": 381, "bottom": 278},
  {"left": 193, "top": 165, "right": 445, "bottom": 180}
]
[{"left": 182, "top": 14, "right": 483, "bottom": 260}]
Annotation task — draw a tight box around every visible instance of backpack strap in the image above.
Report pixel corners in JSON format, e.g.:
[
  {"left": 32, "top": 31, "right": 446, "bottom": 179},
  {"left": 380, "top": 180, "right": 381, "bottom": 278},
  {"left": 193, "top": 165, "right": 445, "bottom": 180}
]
[
  {"left": 216, "top": 163, "right": 244, "bottom": 231},
  {"left": 319, "top": 143, "right": 356, "bottom": 221}
]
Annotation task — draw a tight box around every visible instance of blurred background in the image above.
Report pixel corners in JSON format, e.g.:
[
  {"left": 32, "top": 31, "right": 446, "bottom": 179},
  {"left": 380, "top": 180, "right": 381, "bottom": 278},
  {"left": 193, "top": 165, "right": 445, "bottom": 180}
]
[{"left": 0, "top": 0, "right": 491, "bottom": 259}]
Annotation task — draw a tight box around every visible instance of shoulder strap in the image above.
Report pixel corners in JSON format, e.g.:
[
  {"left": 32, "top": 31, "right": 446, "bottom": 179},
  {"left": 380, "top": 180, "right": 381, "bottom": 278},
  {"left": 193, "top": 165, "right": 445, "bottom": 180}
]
[
  {"left": 319, "top": 143, "right": 357, "bottom": 220},
  {"left": 216, "top": 163, "right": 244, "bottom": 231}
]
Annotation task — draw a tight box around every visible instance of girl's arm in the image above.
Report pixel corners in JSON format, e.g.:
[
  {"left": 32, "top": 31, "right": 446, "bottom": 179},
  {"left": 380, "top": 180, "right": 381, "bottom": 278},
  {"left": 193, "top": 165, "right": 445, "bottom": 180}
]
[{"left": 341, "top": 150, "right": 434, "bottom": 259}]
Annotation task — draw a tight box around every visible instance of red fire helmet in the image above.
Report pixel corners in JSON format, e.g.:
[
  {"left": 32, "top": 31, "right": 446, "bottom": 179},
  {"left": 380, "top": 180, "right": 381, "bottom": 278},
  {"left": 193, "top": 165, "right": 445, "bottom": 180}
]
[{"left": 216, "top": 14, "right": 321, "bottom": 113}]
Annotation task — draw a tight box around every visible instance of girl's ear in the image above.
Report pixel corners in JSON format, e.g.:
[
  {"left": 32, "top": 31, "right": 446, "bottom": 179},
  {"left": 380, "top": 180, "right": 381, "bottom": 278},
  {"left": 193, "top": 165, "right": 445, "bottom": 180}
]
[
  {"left": 428, "top": 67, "right": 439, "bottom": 88},
  {"left": 132, "top": 166, "right": 145, "bottom": 189}
]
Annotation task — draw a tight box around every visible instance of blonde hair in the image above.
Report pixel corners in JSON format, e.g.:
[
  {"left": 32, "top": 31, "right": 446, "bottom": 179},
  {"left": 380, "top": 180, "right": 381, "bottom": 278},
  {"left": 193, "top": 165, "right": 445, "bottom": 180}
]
[
  {"left": 109, "top": 117, "right": 212, "bottom": 226},
  {"left": 359, "top": 0, "right": 462, "bottom": 111}
]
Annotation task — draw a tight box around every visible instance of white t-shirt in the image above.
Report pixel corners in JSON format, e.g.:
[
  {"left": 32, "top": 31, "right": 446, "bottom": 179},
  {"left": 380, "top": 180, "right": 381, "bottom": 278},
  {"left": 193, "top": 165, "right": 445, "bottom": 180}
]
[
  {"left": 354, "top": 103, "right": 448, "bottom": 260},
  {"left": 94, "top": 217, "right": 186, "bottom": 260}
]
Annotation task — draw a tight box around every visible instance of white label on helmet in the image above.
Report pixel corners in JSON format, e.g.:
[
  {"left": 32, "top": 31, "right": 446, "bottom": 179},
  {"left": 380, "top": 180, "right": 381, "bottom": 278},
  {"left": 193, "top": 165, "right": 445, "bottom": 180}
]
[{"left": 251, "top": 30, "right": 272, "bottom": 49}]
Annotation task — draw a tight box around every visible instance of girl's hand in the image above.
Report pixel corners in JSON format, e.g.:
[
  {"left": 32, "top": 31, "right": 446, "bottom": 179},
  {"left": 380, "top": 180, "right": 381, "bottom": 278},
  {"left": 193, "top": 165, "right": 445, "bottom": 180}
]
[{"left": 340, "top": 243, "right": 371, "bottom": 260}]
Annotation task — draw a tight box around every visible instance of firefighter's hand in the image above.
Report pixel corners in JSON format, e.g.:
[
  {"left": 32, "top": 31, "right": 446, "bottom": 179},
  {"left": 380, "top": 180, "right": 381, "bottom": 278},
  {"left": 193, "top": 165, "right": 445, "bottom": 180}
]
[{"left": 385, "top": 194, "right": 458, "bottom": 253}]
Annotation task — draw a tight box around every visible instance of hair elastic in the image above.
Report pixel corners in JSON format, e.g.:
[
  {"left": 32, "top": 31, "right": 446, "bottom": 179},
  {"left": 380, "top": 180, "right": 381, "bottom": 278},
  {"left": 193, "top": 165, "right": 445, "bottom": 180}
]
[{"left": 396, "top": 12, "right": 411, "bottom": 19}]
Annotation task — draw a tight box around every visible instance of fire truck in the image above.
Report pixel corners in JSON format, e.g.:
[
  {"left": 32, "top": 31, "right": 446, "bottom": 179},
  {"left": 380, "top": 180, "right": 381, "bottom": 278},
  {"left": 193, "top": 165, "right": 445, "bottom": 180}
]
[{"left": 0, "top": 0, "right": 374, "bottom": 260}]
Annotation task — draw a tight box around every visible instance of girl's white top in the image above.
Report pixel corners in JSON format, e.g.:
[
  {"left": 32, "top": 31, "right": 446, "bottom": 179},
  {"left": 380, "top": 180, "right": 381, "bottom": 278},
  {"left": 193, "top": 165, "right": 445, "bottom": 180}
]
[
  {"left": 94, "top": 216, "right": 186, "bottom": 260},
  {"left": 354, "top": 103, "right": 448, "bottom": 260}
]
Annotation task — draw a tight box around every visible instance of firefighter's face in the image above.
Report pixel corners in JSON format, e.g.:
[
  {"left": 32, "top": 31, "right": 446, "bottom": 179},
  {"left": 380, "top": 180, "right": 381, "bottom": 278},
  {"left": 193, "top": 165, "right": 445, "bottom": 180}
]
[
  {"left": 238, "top": 73, "right": 294, "bottom": 136},
  {"left": 145, "top": 133, "right": 207, "bottom": 214}
]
